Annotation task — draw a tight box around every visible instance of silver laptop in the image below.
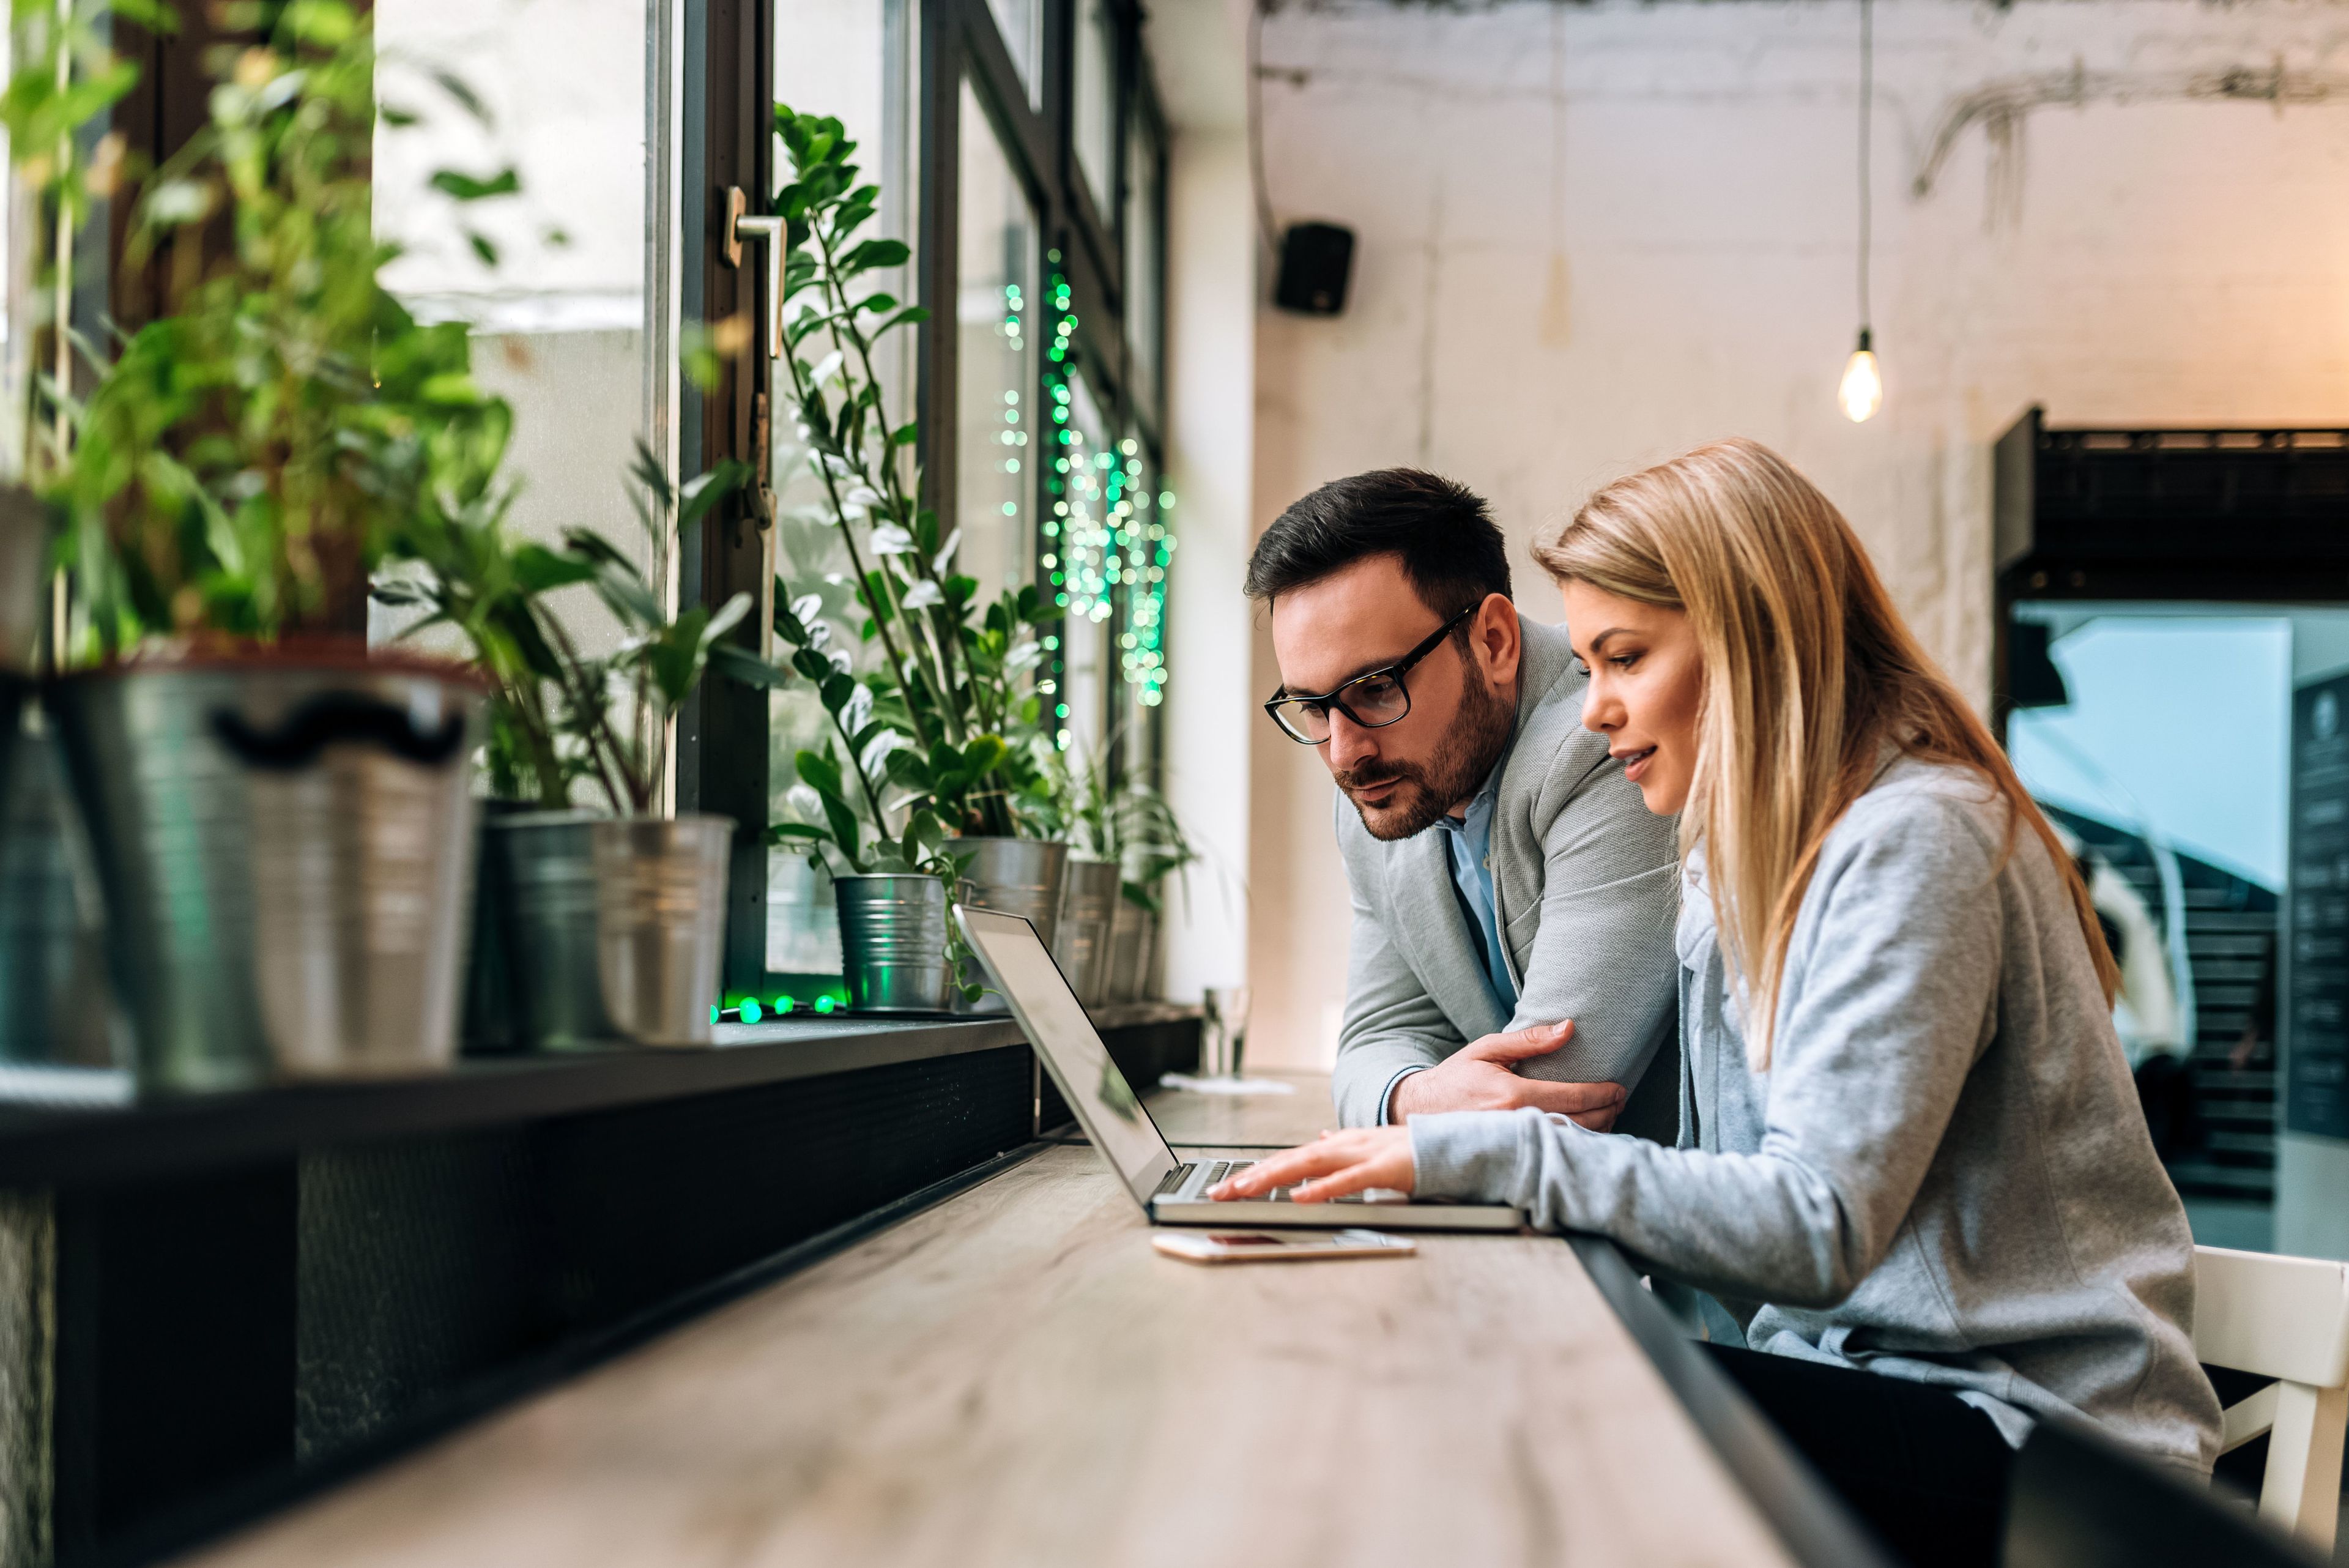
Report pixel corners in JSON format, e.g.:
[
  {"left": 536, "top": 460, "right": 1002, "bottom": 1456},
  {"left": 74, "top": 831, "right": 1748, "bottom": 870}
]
[{"left": 954, "top": 905, "right": 1524, "bottom": 1232}]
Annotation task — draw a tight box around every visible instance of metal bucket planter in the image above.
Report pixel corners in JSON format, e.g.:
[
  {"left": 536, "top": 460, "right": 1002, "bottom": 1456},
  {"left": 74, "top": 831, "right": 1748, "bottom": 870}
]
[
  {"left": 835, "top": 872, "right": 952, "bottom": 1014},
  {"left": 0, "top": 725, "right": 116, "bottom": 1067},
  {"left": 1105, "top": 892, "right": 1158, "bottom": 1005},
  {"left": 1053, "top": 856, "right": 1119, "bottom": 1008},
  {"left": 590, "top": 815, "right": 733, "bottom": 1046},
  {"left": 950, "top": 836, "right": 1067, "bottom": 1014},
  {"left": 469, "top": 805, "right": 593, "bottom": 1053},
  {"left": 51, "top": 652, "right": 483, "bottom": 1090}
]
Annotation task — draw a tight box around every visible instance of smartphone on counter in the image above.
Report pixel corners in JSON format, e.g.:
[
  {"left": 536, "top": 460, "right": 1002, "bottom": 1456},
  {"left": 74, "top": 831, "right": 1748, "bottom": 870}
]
[{"left": 1151, "top": 1228, "right": 1417, "bottom": 1265}]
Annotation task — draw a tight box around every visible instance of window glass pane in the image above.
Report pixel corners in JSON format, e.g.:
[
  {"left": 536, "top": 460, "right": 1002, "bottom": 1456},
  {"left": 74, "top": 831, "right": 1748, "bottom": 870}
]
[
  {"left": 2002, "top": 601, "right": 2349, "bottom": 1249},
  {"left": 373, "top": 0, "right": 655, "bottom": 666},
  {"left": 956, "top": 83, "right": 1037, "bottom": 611},
  {"left": 1071, "top": 0, "right": 1118, "bottom": 217},
  {"left": 981, "top": 0, "right": 1042, "bottom": 106},
  {"left": 767, "top": 0, "right": 914, "bottom": 979},
  {"left": 1047, "top": 370, "right": 1113, "bottom": 759},
  {"left": 1123, "top": 111, "right": 1162, "bottom": 423},
  {"left": 1113, "top": 435, "right": 1165, "bottom": 778}
]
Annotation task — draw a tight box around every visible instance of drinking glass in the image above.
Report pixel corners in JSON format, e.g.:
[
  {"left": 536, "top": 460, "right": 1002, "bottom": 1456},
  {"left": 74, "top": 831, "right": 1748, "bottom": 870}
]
[{"left": 1202, "top": 985, "right": 1252, "bottom": 1079}]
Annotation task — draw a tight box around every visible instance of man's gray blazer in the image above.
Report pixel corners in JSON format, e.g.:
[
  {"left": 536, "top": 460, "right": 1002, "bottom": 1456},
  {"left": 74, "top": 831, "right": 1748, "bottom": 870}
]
[{"left": 1331, "top": 615, "right": 1684, "bottom": 1137}]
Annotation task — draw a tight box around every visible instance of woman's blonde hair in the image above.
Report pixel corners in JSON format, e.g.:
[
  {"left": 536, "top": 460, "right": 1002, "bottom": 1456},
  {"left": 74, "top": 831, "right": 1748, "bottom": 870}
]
[{"left": 1532, "top": 437, "right": 2118, "bottom": 1069}]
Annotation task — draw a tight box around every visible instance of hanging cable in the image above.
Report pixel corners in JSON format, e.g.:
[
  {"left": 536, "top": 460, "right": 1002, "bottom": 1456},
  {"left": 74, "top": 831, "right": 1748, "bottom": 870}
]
[
  {"left": 1838, "top": 0, "right": 1883, "bottom": 423},
  {"left": 1858, "top": 0, "right": 1873, "bottom": 333}
]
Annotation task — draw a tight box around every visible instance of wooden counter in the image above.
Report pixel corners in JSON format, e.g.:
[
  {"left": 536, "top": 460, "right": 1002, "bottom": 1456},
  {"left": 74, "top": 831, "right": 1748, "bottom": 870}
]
[{"left": 168, "top": 1076, "right": 1842, "bottom": 1568}]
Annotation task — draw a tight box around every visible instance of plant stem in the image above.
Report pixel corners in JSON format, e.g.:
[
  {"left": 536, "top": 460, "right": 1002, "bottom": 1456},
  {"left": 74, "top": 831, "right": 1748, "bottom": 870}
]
[
  {"left": 777, "top": 330, "right": 939, "bottom": 755},
  {"left": 826, "top": 705, "right": 896, "bottom": 860},
  {"left": 809, "top": 218, "right": 969, "bottom": 743}
]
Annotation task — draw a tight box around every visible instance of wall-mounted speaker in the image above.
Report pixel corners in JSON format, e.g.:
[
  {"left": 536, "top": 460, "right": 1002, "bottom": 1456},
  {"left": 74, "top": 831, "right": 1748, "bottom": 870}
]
[{"left": 1274, "top": 222, "right": 1355, "bottom": 316}]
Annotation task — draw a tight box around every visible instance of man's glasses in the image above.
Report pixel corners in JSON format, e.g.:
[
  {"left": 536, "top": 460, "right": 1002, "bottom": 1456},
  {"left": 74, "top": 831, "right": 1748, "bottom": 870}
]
[{"left": 1263, "top": 606, "right": 1477, "bottom": 745}]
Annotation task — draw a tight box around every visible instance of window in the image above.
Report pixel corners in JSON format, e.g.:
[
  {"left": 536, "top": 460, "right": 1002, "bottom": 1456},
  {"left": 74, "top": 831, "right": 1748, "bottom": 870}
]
[
  {"left": 2006, "top": 601, "right": 2349, "bottom": 1254},
  {"left": 1123, "top": 105, "right": 1163, "bottom": 423},
  {"left": 765, "top": 0, "right": 916, "bottom": 978},
  {"left": 955, "top": 84, "right": 1039, "bottom": 610},
  {"left": 1071, "top": 0, "right": 1119, "bottom": 219},
  {"left": 982, "top": 0, "right": 1044, "bottom": 106},
  {"left": 1049, "top": 366, "right": 1114, "bottom": 760},
  {"left": 372, "top": 0, "right": 663, "bottom": 661}
]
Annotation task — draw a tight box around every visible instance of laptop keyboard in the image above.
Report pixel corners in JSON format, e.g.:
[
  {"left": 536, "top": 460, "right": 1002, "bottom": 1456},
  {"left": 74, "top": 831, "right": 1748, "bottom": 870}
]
[{"left": 1165, "top": 1159, "right": 1300, "bottom": 1202}]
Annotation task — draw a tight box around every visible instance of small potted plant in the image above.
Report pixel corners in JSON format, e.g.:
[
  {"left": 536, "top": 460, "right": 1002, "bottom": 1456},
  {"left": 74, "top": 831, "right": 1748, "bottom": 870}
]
[
  {"left": 46, "top": 5, "right": 504, "bottom": 1089},
  {"left": 387, "top": 444, "right": 786, "bottom": 1046}
]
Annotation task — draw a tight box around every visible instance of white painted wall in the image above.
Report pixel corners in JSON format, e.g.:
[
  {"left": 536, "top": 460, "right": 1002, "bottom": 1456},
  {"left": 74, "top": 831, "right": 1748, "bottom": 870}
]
[
  {"left": 1244, "top": 0, "right": 2349, "bottom": 1068},
  {"left": 1152, "top": 0, "right": 1258, "bottom": 1006}
]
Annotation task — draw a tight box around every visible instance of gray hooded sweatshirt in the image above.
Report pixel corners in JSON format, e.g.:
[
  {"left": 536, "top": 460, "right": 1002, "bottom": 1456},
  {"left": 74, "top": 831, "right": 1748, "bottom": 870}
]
[{"left": 1410, "top": 754, "right": 2223, "bottom": 1471}]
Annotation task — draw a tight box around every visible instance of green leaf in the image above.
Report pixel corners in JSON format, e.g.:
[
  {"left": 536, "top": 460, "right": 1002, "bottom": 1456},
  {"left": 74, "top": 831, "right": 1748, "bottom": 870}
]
[
  {"left": 432, "top": 69, "right": 494, "bottom": 127},
  {"left": 510, "top": 543, "right": 599, "bottom": 595},
  {"left": 680, "top": 459, "right": 752, "bottom": 529},
  {"left": 796, "top": 749, "right": 848, "bottom": 803},
  {"left": 710, "top": 643, "right": 789, "bottom": 689},
  {"left": 841, "top": 237, "right": 911, "bottom": 274},
  {"left": 466, "top": 231, "right": 500, "bottom": 266},
  {"left": 430, "top": 167, "right": 522, "bottom": 202}
]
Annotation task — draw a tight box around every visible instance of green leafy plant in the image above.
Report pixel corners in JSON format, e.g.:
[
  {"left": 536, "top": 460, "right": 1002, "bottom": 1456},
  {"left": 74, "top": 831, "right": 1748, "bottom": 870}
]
[
  {"left": 1042, "top": 736, "right": 1197, "bottom": 916},
  {"left": 766, "top": 100, "right": 1052, "bottom": 839},
  {"left": 53, "top": 1, "right": 513, "bottom": 655},
  {"left": 0, "top": 0, "right": 161, "bottom": 488},
  {"left": 384, "top": 442, "right": 786, "bottom": 816}
]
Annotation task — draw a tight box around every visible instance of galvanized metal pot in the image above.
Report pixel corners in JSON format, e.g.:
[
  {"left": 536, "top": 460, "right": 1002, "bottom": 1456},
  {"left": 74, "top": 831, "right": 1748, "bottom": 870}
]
[
  {"left": 834, "top": 873, "right": 952, "bottom": 1014},
  {"left": 1053, "top": 856, "right": 1119, "bottom": 1008},
  {"left": 951, "top": 836, "right": 1069, "bottom": 946},
  {"left": 590, "top": 814, "right": 733, "bottom": 1046},
  {"left": 0, "top": 724, "right": 115, "bottom": 1067},
  {"left": 51, "top": 652, "right": 483, "bottom": 1090},
  {"left": 950, "top": 837, "right": 1067, "bottom": 1014},
  {"left": 475, "top": 809, "right": 607, "bottom": 1052},
  {"left": 1106, "top": 892, "right": 1158, "bottom": 1005}
]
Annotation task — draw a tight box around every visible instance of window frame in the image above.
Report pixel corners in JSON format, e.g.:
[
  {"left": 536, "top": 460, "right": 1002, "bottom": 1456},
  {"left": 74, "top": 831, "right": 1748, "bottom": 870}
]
[{"left": 105, "top": 0, "right": 1172, "bottom": 1002}]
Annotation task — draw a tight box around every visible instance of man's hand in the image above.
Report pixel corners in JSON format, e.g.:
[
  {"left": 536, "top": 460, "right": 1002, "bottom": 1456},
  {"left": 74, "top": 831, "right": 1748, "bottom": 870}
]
[
  {"left": 1388, "top": 1020, "right": 1627, "bottom": 1130},
  {"left": 1208, "top": 1127, "right": 1414, "bottom": 1204}
]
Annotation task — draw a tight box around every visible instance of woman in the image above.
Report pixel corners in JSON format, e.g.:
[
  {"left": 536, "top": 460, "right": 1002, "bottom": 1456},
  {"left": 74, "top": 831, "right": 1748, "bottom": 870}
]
[{"left": 1210, "top": 438, "right": 2220, "bottom": 1567}]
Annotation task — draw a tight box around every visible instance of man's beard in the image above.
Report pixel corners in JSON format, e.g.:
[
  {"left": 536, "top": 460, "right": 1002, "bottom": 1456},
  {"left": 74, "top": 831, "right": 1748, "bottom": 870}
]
[{"left": 1334, "top": 663, "right": 1515, "bottom": 842}]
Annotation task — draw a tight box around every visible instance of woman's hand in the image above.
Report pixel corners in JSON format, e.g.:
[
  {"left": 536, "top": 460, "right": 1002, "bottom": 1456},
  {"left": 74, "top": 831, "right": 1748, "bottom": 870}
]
[{"left": 1206, "top": 1126, "right": 1416, "bottom": 1204}]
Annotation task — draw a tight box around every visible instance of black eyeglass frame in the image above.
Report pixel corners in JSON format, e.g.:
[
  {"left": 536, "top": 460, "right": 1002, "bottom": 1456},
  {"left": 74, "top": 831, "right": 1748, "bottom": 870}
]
[{"left": 1261, "top": 604, "right": 1479, "bottom": 744}]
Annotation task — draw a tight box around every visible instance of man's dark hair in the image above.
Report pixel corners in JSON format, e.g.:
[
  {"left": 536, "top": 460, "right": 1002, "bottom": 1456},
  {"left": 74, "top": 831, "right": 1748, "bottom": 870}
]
[{"left": 1243, "top": 468, "right": 1510, "bottom": 625}]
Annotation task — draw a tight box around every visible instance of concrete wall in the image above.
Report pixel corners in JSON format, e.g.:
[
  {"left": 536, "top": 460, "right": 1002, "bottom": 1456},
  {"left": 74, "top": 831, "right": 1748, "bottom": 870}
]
[{"left": 1244, "top": 0, "right": 2349, "bottom": 1069}]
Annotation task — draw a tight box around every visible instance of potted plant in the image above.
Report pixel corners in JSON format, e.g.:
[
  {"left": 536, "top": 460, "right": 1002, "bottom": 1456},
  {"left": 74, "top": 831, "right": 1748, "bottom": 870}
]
[
  {"left": 1103, "top": 781, "right": 1195, "bottom": 1004},
  {"left": 386, "top": 444, "right": 785, "bottom": 1047},
  {"left": 760, "top": 102, "right": 1069, "bottom": 997},
  {"left": 45, "top": 4, "right": 504, "bottom": 1088}
]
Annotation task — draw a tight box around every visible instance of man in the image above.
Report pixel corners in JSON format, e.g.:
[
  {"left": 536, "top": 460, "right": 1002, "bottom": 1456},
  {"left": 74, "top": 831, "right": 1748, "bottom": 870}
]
[{"left": 1246, "top": 469, "right": 1682, "bottom": 1137}]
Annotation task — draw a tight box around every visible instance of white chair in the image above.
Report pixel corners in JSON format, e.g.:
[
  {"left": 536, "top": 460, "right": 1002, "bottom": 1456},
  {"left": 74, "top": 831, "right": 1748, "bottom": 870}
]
[{"left": 2193, "top": 1243, "right": 2349, "bottom": 1552}]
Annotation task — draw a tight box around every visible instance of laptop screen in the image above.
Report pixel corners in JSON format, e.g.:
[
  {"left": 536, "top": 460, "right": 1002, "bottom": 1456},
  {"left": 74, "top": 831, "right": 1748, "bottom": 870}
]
[{"left": 954, "top": 906, "right": 1179, "bottom": 1207}]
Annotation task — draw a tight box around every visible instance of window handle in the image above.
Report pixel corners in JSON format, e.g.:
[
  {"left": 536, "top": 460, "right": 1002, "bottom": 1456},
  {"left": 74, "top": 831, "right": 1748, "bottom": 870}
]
[{"left": 724, "top": 186, "right": 784, "bottom": 359}]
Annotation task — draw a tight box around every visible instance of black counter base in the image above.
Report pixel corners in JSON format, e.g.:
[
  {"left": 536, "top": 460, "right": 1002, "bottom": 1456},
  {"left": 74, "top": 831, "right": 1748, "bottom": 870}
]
[{"left": 20, "top": 1008, "right": 1198, "bottom": 1567}]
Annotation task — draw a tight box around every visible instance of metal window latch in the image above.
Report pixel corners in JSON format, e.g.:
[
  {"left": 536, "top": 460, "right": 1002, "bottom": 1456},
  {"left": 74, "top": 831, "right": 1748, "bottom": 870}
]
[
  {"left": 724, "top": 186, "right": 784, "bottom": 359},
  {"left": 751, "top": 391, "right": 776, "bottom": 529}
]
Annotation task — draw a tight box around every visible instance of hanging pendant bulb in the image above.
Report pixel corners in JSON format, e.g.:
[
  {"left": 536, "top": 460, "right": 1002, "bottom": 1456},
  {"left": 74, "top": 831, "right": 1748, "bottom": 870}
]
[
  {"left": 1838, "top": 0, "right": 1881, "bottom": 423},
  {"left": 1839, "top": 328, "right": 1882, "bottom": 423}
]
